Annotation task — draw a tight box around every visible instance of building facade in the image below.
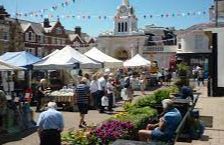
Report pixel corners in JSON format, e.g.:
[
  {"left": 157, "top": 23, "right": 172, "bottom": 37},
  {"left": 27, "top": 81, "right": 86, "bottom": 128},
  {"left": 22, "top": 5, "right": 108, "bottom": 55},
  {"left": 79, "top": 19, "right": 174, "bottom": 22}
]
[
  {"left": 0, "top": 5, "right": 96, "bottom": 57},
  {"left": 0, "top": 6, "right": 10, "bottom": 54},
  {"left": 176, "top": 0, "right": 224, "bottom": 74},
  {"left": 98, "top": 0, "right": 177, "bottom": 68},
  {"left": 97, "top": 0, "right": 146, "bottom": 60}
]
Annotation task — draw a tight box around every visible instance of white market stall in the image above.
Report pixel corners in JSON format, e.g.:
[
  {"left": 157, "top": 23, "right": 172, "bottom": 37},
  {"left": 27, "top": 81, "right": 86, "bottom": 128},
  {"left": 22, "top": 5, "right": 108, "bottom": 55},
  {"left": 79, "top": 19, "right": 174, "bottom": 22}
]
[
  {"left": 34, "top": 45, "right": 101, "bottom": 69},
  {"left": 85, "top": 47, "right": 123, "bottom": 68},
  {"left": 0, "top": 60, "right": 25, "bottom": 71},
  {"left": 33, "top": 45, "right": 102, "bottom": 111},
  {"left": 123, "top": 54, "right": 151, "bottom": 67}
]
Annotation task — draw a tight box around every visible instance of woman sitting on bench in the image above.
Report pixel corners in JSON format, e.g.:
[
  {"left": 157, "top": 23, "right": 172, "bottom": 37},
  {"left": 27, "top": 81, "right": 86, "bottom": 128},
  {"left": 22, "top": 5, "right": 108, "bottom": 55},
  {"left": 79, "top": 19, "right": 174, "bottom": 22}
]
[{"left": 138, "top": 99, "right": 182, "bottom": 142}]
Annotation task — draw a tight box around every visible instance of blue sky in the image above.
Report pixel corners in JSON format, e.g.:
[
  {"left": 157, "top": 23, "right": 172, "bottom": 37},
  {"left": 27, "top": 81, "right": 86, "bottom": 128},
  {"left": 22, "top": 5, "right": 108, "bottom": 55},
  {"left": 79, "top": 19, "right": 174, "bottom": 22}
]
[{"left": 0, "top": 0, "right": 214, "bottom": 36}]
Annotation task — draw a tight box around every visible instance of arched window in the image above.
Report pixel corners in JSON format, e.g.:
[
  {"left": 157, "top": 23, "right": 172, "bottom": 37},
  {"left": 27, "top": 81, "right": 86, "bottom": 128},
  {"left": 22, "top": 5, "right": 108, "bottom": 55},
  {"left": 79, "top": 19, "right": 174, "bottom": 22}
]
[
  {"left": 118, "top": 23, "right": 121, "bottom": 32},
  {"left": 125, "top": 22, "right": 128, "bottom": 32},
  {"left": 121, "top": 22, "right": 124, "bottom": 32}
]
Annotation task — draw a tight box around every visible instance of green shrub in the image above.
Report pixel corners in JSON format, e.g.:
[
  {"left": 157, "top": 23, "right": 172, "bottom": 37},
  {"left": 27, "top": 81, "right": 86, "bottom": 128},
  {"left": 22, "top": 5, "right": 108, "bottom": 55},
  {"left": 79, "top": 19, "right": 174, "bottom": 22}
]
[
  {"left": 134, "top": 94, "right": 157, "bottom": 108},
  {"left": 167, "top": 85, "right": 179, "bottom": 93},
  {"left": 127, "top": 106, "right": 157, "bottom": 116},
  {"left": 154, "top": 89, "right": 170, "bottom": 104},
  {"left": 123, "top": 102, "right": 135, "bottom": 111}
]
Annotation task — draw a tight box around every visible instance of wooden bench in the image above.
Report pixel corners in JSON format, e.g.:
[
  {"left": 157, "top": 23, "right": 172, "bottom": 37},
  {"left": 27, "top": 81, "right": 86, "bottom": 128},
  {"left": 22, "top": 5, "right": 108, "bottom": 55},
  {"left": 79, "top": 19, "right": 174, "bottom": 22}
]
[
  {"left": 112, "top": 93, "right": 201, "bottom": 145},
  {"left": 172, "top": 92, "right": 201, "bottom": 144}
]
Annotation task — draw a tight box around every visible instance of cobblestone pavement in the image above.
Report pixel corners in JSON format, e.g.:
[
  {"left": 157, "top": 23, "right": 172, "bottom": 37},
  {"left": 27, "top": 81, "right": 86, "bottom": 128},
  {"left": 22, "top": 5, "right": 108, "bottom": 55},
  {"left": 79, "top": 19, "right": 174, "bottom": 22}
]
[{"left": 3, "top": 86, "right": 224, "bottom": 145}]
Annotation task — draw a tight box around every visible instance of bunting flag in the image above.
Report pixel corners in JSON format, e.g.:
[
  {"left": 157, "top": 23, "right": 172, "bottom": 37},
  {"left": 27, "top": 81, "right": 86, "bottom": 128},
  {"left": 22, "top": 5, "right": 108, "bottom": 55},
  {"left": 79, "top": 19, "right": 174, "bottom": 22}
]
[
  {"left": 13, "top": 0, "right": 207, "bottom": 21},
  {"left": 16, "top": 0, "right": 76, "bottom": 18},
  {"left": 15, "top": 10, "right": 207, "bottom": 20}
]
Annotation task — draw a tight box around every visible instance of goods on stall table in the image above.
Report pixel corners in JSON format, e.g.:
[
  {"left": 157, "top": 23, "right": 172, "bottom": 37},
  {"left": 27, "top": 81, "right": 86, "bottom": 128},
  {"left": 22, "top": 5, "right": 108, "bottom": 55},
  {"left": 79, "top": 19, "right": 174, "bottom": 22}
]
[{"left": 48, "top": 89, "right": 76, "bottom": 111}]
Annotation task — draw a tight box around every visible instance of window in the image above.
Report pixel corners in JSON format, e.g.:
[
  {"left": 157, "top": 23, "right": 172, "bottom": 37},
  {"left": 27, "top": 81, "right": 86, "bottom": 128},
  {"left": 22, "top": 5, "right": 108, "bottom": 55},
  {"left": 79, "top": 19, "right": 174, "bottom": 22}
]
[
  {"left": 121, "top": 23, "right": 124, "bottom": 32},
  {"left": 118, "top": 23, "right": 121, "bottom": 32},
  {"left": 45, "top": 36, "right": 48, "bottom": 44},
  {"left": 26, "top": 47, "right": 35, "bottom": 54},
  {"left": 55, "top": 27, "right": 62, "bottom": 35},
  {"left": 57, "top": 38, "right": 61, "bottom": 44},
  {"left": 37, "top": 35, "right": 41, "bottom": 43},
  {"left": 125, "top": 22, "right": 128, "bottom": 32},
  {"left": 62, "top": 39, "right": 65, "bottom": 44},
  {"left": 28, "top": 31, "right": 32, "bottom": 41},
  {"left": 178, "top": 43, "right": 182, "bottom": 49},
  {"left": 3, "top": 32, "right": 8, "bottom": 40},
  {"left": 54, "top": 38, "right": 57, "bottom": 44}
]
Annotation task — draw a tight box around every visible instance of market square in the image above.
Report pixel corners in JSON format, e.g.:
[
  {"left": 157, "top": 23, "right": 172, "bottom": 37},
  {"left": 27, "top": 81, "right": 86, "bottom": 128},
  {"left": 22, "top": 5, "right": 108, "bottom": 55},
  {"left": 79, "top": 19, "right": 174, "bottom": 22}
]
[{"left": 0, "top": 0, "right": 224, "bottom": 145}]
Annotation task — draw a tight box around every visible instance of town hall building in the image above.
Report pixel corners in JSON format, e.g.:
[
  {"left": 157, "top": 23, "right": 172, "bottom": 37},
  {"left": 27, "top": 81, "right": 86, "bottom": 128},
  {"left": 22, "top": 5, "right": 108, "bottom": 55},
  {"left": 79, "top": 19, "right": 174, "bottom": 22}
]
[{"left": 97, "top": 0, "right": 177, "bottom": 69}]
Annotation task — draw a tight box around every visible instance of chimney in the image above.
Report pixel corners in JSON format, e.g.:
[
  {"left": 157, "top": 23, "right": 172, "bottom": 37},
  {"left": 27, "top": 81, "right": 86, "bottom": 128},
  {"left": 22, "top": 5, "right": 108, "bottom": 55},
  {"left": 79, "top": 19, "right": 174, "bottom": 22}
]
[
  {"left": 43, "top": 18, "right": 51, "bottom": 28},
  {"left": 75, "top": 26, "right": 81, "bottom": 36},
  {"left": 0, "top": 5, "right": 10, "bottom": 20}
]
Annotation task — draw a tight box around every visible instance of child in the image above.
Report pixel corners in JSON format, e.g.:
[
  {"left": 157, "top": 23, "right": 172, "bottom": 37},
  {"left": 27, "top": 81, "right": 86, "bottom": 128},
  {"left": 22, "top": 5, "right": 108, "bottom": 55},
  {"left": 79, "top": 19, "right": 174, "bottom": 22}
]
[
  {"left": 101, "top": 94, "right": 109, "bottom": 113},
  {"left": 121, "top": 87, "right": 133, "bottom": 102}
]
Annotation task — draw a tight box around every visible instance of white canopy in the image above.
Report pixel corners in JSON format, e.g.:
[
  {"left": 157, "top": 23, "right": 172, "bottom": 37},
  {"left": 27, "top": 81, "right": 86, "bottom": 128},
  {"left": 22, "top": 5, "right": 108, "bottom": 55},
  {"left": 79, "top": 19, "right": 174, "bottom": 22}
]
[
  {"left": 123, "top": 54, "right": 151, "bottom": 67},
  {"left": 85, "top": 47, "right": 123, "bottom": 68},
  {"left": 34, "top": 45, "right": 101, "bottom": 69},
  {"left": 0, "top": 60, "right": 25, "bottom": 71}
]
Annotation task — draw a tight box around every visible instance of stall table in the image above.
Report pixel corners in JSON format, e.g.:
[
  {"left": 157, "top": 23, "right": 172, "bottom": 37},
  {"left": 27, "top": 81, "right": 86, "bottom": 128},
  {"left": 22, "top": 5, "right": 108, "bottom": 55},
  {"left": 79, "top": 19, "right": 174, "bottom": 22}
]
[{"left": 44, "top": 90, "right": 77, "bottom": 111}]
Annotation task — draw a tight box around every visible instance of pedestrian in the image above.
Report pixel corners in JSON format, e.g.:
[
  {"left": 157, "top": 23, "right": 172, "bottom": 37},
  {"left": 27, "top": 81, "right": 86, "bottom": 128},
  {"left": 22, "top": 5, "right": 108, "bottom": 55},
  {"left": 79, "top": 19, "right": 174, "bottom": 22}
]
[
  {"left": 90, "top": 74, "right": 99, "bottom": 109},
  {"left": 36, "top": 79, "right": 48, "bottom": 112},
  {"left": 101, "top": 92, "right": 109, "bottom": 112},
  {"left": 75, "top": 77, "right": 90, "bottom": 128},
  {"left": 37, "top": 102, "right": 64, "bottom": 145},
  {"left": 139, "top": 73, "right": 146, "bottom": 95},
  {"left": 97, "top": 73, "right": 108, "bottom": 113},
  {"left": 197, "top": 68, "right": 205, "bottom": 86},
  {"left": 106, "top": 77, "right": 114, "bottom": 111}
]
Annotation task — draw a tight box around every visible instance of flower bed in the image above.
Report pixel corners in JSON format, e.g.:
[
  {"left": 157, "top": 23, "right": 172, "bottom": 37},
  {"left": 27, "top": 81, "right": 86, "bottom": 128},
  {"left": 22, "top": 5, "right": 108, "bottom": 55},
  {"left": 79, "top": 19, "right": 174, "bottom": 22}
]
[{"left": 61, "top": 86, "right": 178, "bottom": 145}]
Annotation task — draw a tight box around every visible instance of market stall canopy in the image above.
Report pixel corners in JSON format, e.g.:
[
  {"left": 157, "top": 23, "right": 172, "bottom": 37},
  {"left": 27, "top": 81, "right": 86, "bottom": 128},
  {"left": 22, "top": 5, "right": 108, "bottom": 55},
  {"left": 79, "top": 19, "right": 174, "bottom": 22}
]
[
  {"left": 0, "top": 60, "right": 25, "bottom": 71},
  {"left": 34, "top": 45, "right": 101, "bottom": 69},
  {"left": 85, "top": 47, "right": 123, "bottom": 68},
  {"left": 123, "top": 54, "right": 151, "bottom": 67},
  {"left": 0, "top": 51, "right": 41, "bottom": 68}
]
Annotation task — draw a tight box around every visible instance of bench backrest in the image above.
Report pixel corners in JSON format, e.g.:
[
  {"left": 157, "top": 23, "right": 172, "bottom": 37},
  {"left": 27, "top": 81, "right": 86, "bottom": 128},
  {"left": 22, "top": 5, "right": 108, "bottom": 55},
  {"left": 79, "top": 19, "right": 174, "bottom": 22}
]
[{"left": 173, "top": 92, "right": 200, "bottom": 144}]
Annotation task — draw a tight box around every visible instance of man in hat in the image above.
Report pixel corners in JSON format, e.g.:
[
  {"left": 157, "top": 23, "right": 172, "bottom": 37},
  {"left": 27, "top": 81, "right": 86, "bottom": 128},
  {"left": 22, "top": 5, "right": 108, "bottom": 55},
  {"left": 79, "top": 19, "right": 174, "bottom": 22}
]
[
  {"left": 37, "top": 102, "right": 64, "bottom": 145},
  {"left": 138, "top": 99, "right": 182, "bottom": 142}
]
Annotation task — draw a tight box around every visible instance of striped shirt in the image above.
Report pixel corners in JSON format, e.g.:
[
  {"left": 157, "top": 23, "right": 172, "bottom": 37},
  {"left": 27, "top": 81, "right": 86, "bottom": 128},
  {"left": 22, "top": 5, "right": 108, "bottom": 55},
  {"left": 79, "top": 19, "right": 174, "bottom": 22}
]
[{"left": 75, "top": 84, "right": 89, "bottom": 104}]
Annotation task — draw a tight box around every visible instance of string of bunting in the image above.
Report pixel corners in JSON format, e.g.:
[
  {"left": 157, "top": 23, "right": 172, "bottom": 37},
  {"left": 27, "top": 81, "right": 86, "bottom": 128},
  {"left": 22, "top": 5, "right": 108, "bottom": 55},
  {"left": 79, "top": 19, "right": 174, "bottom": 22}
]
[
  {"left": 15, "top": 0, "right": 76, "bottom": 18},
  {"left": 15, "top": 10, "right": 207, "bottom": 20}
]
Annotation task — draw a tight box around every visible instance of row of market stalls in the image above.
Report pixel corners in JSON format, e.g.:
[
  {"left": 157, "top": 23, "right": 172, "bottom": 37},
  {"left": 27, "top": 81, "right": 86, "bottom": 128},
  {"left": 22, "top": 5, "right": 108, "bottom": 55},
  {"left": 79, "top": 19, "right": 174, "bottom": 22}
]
[
  {"left": 0, "top": 45, "right": 152, "bottom": 102},
  {"left": 34, "top": 45, "right": 151, "bottom": 69},
  {"left": 0, "top": 45, "right": 152, "bottom": 140}
]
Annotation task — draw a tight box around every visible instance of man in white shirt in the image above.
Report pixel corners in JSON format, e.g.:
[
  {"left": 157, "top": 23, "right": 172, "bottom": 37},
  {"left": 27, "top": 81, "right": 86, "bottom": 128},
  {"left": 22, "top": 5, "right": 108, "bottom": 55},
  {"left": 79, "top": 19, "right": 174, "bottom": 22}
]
[
  {"left": 97, "top": 73, "right": 108, "bottom": 113},
  {"left": 90, "top": 75, "right": 99, "bottom": 109}
]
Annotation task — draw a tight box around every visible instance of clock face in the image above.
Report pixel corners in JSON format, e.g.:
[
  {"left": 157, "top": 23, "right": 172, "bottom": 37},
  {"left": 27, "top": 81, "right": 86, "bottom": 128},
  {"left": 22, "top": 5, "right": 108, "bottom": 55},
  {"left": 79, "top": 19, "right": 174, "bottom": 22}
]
[{"left": 120, "top": 6, "right": 127, "bottom": 14}]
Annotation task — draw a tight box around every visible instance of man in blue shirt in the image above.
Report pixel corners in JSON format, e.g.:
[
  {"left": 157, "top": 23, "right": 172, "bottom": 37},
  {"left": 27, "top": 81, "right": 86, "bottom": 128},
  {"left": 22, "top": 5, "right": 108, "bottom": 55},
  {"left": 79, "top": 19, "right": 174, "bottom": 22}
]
[
  {"left": 138, "top": 99, "right": 182, "bottom": 142},
  {"left": 37, "top": 102, "right": 64, "bottom": 145}
]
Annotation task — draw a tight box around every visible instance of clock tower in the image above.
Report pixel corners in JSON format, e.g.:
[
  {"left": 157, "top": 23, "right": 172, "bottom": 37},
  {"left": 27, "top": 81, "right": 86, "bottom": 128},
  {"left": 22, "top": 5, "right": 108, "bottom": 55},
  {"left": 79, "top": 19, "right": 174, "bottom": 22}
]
[{"left": 114, "top": 0, "right": 138, "bottom": 35}]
